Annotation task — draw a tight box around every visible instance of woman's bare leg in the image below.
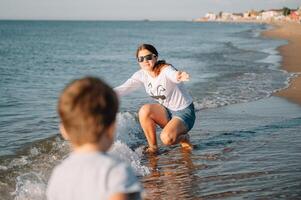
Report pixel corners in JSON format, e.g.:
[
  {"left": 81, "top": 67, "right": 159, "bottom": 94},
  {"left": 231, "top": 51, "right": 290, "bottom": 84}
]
[
  {"left": 160, "top": 118, "right": 193, "bottom": 150},
  {"left": 138, "top": 104, "right": 169, "bottom": 153}
]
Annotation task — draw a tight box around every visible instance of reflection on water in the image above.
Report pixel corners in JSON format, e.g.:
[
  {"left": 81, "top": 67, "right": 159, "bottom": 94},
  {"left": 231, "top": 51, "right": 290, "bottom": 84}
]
[
  {"left": 141, "top": 130, "right": 301, "bottom": 200},
  {"left": 142, "top": 149, "right": 201, "bottom": 200},
  {"left": 1, "top": 98, "right": 301, "bottom": 199},
  {"left": 141, "top": 99, "right": 301, "bottom": 199}
]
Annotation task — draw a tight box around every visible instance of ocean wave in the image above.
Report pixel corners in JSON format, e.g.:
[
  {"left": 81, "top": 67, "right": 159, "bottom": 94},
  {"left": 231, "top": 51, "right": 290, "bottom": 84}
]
[
  {"left": 12, "top": 139, "right": 150, "bottom": 200},
  {"left": 115, "top": 112, "right": 145, "bottom": 148},
  {"left": 193, "top": 71, "right": 289, "bottom": 111},
  {"left": 12, "top": 172, "right": 47, "bottom": 200},
  {"left": 0, "top": 111, "right": 148, "bottom": 200}
]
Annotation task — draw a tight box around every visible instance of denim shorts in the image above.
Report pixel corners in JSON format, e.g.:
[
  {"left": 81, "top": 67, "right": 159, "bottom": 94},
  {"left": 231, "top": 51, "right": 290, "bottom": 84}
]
[{"left": 164, "top": 103, "right": 196, "bottom": 132}]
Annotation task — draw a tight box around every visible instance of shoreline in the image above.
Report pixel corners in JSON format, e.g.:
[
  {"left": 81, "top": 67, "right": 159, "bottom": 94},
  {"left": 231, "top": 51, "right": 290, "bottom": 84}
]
[{"left": 261, "top": 22, "right": 301, "bottom": 106}]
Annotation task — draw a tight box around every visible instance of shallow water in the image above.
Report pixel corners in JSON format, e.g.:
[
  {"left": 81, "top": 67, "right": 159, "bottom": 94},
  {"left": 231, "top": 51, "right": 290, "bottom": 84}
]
[
  {"left": 0, "top": 21, "right": 300, "bottom": 199},
  {"left": 141, "top": 97, "right": 301, "bottom": 199},
  {"left": 1, "top": 98, "right": 300, "bottom": 200},
  {"left": 0, "top": 21, "right": 289, "bottom": 155}
]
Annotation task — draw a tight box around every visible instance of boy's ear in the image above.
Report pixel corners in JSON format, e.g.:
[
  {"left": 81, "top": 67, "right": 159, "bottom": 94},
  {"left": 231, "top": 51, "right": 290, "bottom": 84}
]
[{"left": 59, "top": 123, "right": 70, "bottom": 140}]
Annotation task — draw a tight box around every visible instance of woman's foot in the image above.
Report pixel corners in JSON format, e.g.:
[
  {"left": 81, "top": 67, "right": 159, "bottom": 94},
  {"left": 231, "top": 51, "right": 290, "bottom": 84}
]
[
  {"left": 143, "top": 146, "right": 158, "bottom": 154},
  {"left": 179, "top": 134, "right": 193, "bottom": 151}
]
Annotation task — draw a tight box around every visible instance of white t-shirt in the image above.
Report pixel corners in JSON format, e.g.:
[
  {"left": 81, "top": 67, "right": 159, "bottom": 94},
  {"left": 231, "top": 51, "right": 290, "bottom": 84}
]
[
  {"left": 114, "top": 65, "right": 193, "bottom": 111},
  {"left": 46, "top": 152, "right": 142, "bottom": 200}
]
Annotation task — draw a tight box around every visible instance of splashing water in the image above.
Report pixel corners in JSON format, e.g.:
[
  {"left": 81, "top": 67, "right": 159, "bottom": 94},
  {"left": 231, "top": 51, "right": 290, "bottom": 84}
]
[
  {"left": 110, "top": 141, "right": 150, "bottom": 176},
  {"left": 13, "top": 172, "right": 47, "bottom": 200},
  {"left": 8, "top": 112, "right": 149, "bottom": 200}
]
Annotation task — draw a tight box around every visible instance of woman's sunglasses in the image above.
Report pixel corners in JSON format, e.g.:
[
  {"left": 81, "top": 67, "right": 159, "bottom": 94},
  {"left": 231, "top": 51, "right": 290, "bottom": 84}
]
[{"left": 137, "top": 54, "right": 156, "bottom": 63}]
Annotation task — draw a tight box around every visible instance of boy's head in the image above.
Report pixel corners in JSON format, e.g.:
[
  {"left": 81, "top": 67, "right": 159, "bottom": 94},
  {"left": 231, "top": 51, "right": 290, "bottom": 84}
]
[{"left": 58, "top": 77, "right": 118, "bottom": 150}]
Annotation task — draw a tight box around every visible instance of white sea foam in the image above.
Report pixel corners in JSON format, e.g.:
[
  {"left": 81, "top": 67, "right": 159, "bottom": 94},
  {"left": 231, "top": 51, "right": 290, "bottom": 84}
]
[
  {"left": 260, "top": 47, "right": 279, "bottom": 55},
  {"left": 12, "top": 172, "right": 47, "bottom": 200},
  {"left": 115, "top": 115, "right": 149, "bottom": 172},
  {"left": 194, "top": 98, "right": 222, "bottom": 110},
  {"left": 110, "top": 140, "right": 150, "bottom": 176},
  {"left": 0, "top": 165, "right": 8, "bottom": 170},
  {"left": 112, "top": 112, "right": 150, "bottom": 176},
  {"left": 8, "top": 156, "right": 30, "bottom": 168},
  {"left": 30, "top": 147, "right": 39, "bottom": 156},
  {"left": 256, "top": 47, "right": 281, "bottom": 68},
  {"left": 11, "top": 112, "right": 149, "bottom": 200},
  {"left": 251, "top": 28, "right": 262, "bottom": 38},
  {"left": 194, "top": 71, "right": 288, "bottom": 111},
  {"left": 272, "top": 72, "right": 301, "bottom": 93},
  {"left": 115, "top": 112, "right": 143, "bottom": 146},
  {"left": 11, "top": 141, "right": 149, "bottom": 200}
]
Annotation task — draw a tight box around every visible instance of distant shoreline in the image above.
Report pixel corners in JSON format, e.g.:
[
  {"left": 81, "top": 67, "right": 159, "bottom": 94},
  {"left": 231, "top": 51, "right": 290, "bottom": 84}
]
[
  {"left": 261, "top": 22, "right": 301, "bottom": 105},
  {"left": 194, "top": 19, "right": 271, "bottom": 24},
  {"left": 194, "top": 18, "right": 301, "bottom": 25},
  {"left": 196, "top": 20, "right": 301, "bottom": 106},
  {"left": 0, "top": 19, "right": 191, "bottom": 22}
]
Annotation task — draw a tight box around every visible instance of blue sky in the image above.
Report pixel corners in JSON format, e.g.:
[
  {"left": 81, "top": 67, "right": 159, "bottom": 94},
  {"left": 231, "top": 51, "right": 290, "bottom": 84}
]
[{"left": 0, "top": 0, "right": 300, "bottom": 20}]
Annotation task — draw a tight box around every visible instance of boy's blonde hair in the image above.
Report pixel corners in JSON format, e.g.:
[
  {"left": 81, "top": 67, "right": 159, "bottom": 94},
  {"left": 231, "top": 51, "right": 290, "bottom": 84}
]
[{"left": 58, "top": 77, "right": 118, "bottom": 146}]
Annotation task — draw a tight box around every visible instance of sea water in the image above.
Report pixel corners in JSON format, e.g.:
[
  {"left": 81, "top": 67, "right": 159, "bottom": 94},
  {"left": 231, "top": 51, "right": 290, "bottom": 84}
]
[{"left": 0, "top": 21, "right": 300, "bottom": 199}]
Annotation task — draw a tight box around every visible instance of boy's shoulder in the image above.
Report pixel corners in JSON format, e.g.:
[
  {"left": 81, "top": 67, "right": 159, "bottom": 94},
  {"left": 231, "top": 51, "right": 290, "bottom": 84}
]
[
  {"left": 51, "top": 152, "right": 138, "bottom": 184},
  {"left": 54, "top": 152, "right": 124, "bottom": 173},
  {"left": 47, "top": 152, "right": 142, "bottom": 199}
]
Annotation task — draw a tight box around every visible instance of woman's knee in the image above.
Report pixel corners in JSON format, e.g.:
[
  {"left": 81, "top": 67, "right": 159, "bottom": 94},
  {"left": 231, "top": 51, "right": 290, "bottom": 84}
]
[
  {"left": 160, "top": 131, "right": 176, "bottom": 146},
  {"left": 138, "top": 104, "right": 152, "bottom": 119}
]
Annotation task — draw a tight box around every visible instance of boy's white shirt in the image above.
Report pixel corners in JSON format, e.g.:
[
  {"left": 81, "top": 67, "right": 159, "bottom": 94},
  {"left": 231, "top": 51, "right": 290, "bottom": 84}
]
[
  {"left": 114, "top": 65, "right": 193, "bottom": 111},
  {"left": 46, "top": 152, "right": 142, "bottom": 200}
]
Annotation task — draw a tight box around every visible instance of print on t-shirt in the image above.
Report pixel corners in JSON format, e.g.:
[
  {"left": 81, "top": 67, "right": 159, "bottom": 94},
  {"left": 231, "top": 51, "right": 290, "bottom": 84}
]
[{"left": 147, "top": 82, "right": 166, "bottom": 104}]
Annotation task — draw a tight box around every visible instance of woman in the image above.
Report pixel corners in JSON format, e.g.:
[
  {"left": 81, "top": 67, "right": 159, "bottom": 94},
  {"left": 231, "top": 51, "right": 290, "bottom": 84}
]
[{"left": 115, "top": 44, "right": 195, "bottom": 153}]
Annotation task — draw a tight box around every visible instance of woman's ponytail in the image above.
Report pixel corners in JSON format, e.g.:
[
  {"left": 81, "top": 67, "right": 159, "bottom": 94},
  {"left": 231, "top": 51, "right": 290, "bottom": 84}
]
[{"left": 153, "top": 60, "right": 169, "bottom": 76}]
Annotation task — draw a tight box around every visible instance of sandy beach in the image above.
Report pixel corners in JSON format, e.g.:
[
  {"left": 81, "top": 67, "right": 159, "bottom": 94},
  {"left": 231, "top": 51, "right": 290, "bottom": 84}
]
[{"left": 262, "top": 22, "right": 301, "bottom": 105}]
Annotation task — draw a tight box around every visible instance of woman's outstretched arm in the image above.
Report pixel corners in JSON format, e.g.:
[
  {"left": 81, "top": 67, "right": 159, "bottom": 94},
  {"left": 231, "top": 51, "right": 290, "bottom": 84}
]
[
  {"left": 114, "top": 71, "right": 143, "bottom": 96},
  {"left": 165, "top": 66, "right": 190, "bottom": 83}
]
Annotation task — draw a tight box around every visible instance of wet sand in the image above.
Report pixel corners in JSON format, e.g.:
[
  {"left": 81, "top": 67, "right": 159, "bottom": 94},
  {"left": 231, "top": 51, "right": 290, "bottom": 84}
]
[{"left": 262, "top": 22, "right": 301, "bottom": 105}]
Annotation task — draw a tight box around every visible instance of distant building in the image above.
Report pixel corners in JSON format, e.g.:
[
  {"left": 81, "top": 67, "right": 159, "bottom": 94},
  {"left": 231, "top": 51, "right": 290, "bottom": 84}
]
[
  {"left": 290, "top": 11, "right": 300, "bottom": 21},
  {"left": 274, "top": 15, "right": 286, "bottom": 21},
  {"left": 205, "top": 12, "right": 217, "bottom": 21},
  {"left": 221, "top": 12, "right": 232, "bottom": 20},
  {"left": 261, "top": 10, "right": 282, "bottom": 20},
  {"left": 232, "top": 13, "right": 243, "bottom": 20},
  {"left": 243, "top": 12, "right": 249, "bottom": 18},
  {"left": 295, "top": 6, "right": 301, "bottom": 16},
  {"left": 244, "top": 10, "right": 260, "bottom": 19},
  {"left": 197, "top": 6, "right": 301, "bottom": 23}
]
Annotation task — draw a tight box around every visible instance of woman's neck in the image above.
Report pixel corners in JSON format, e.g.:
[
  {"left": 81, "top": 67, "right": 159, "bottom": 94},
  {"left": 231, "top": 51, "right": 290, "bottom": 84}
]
[
  {"left": 147, "top": 70, "right": 157, "bottom": 78},
  {"left": 150, "top": 65, "right": 168, "bottom": 77}
]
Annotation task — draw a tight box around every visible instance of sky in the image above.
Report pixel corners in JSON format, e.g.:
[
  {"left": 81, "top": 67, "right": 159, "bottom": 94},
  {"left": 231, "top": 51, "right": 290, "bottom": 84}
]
[{"left": 0, "top": 0, "right": 300, "bottom": 20}]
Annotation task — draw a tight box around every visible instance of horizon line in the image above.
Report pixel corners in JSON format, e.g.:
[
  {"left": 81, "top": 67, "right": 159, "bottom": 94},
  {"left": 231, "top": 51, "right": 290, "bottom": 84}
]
[{"left": 0, "top": 18, "right": 195, "bottom": 22}]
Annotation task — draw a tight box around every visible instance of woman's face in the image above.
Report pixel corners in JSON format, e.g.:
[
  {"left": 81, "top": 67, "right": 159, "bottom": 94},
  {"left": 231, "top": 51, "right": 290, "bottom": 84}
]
[{"left": 137, "top": 49, "right": 157, "bottom": 72}]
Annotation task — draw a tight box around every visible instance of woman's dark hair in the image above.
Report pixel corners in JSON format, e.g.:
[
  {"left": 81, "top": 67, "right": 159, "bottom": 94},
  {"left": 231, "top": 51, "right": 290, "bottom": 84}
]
[{"left": 136, "top": 44, "right": 170, "bottom": 76}]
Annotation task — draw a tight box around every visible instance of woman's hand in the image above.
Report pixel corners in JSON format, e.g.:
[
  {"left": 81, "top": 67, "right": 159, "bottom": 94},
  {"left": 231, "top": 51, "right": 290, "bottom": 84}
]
[{"left": 176, "top": 71, "right": 190, "bottom": 82}]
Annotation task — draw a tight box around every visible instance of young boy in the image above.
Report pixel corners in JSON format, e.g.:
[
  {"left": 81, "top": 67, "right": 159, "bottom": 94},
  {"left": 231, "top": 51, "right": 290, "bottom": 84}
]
[{"left": 47, "top": 77, "right": 142, "bottom": 200}]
